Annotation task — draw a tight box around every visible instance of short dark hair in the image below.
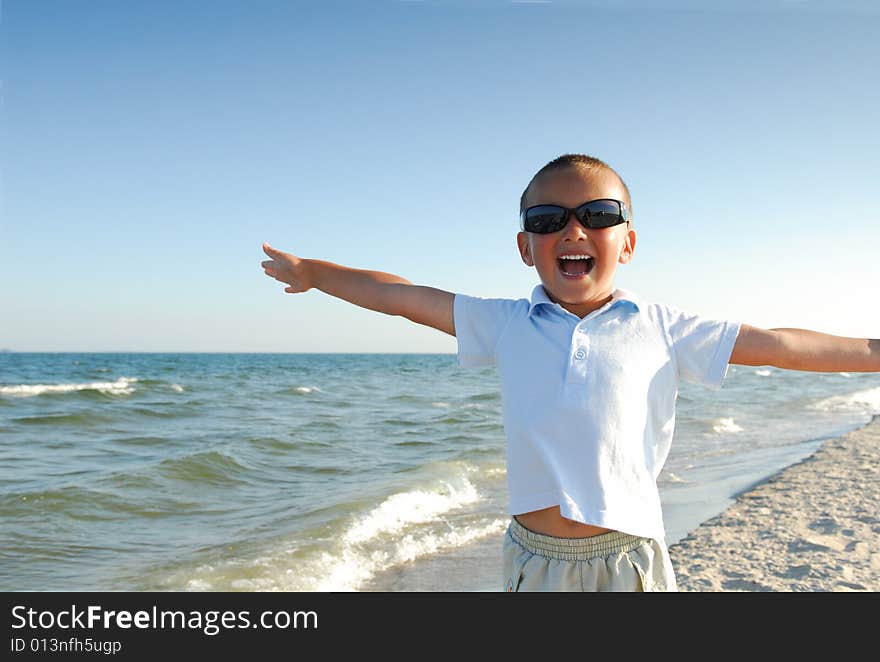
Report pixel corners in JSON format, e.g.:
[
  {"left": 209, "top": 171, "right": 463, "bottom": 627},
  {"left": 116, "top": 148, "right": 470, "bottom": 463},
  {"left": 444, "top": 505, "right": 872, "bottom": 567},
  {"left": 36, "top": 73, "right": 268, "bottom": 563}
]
[{"left": 519, "top": 153, "right": 633, "bottom": 219}]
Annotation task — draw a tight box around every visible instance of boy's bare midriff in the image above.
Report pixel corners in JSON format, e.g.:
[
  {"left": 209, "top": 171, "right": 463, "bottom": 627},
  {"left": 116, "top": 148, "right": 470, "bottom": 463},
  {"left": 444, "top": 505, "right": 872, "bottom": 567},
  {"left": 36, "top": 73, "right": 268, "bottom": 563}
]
[{"left": 515, "top": 506, "right": 613, "bottom": 538}]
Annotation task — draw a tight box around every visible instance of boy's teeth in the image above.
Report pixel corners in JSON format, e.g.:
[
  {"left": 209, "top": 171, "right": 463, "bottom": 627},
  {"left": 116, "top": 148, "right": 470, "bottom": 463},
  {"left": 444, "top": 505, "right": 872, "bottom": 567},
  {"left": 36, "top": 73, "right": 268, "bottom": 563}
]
[{"left": 559, "top": 255, "right": 594, "bottom": 276}]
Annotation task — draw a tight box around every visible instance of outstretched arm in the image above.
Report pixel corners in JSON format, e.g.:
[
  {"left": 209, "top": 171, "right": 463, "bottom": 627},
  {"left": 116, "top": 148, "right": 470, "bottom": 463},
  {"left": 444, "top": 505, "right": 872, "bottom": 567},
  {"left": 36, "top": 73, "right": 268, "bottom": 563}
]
[
  {"left": 729, "top": 324, "right": 880, "bottom": 372},
  {"left": 260, "top": 242, "right": 455, "bottom": 337}
]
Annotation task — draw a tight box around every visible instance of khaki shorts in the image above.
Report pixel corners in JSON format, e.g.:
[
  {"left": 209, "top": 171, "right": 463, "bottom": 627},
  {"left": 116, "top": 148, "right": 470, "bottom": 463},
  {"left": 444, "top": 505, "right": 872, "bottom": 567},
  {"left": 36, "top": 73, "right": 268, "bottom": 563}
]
[{"left": 503, "top": 517, "right": 677, "bottom": 592}]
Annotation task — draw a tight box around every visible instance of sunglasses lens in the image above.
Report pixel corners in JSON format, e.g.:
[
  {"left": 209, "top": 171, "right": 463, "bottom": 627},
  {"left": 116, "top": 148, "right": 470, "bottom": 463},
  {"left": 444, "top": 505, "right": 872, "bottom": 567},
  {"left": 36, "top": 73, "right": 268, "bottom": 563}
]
[
  {"left": 524, "top": 206, "right": 567, "bottom": 233},
  {"left": 580, "top": 200, "right": 624, "bottom": 228}
]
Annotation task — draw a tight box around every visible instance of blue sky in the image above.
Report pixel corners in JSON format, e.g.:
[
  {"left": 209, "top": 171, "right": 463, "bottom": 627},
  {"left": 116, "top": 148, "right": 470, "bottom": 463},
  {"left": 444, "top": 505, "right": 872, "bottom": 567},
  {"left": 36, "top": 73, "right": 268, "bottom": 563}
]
[{"left": 1, "top": 0, "right": 877, "bottom": 352}]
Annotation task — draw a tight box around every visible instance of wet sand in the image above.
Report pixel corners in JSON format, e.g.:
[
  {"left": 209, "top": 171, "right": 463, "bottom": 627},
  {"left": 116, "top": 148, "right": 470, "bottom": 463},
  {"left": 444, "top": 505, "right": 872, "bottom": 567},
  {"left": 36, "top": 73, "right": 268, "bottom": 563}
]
[{"left": 670, "top": 415, "right": 880, "bottom": 591}]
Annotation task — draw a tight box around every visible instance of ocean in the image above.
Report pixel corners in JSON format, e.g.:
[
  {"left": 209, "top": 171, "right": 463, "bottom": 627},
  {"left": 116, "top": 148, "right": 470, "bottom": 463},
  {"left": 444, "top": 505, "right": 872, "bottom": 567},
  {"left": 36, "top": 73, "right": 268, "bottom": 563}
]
[{"left": 2, "top": 352, "right": 878, "bottom": 592}]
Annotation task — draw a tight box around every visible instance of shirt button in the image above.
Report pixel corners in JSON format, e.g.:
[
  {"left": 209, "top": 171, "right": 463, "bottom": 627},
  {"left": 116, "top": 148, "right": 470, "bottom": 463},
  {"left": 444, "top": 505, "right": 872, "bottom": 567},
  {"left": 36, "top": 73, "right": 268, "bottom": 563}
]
[{"left": 574, "top": 349, "right": 586, "bottom": 360}]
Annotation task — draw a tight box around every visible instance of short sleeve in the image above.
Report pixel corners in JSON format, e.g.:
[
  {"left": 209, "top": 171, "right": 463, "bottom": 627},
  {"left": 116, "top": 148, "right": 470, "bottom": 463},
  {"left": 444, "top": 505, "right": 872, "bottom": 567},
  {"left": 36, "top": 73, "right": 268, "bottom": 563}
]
[
  {"left": 661, "top": 305, "right": 742, "bottom": 388},
  {"left": 453, "top": 293, "right": 520, "bottom": 368}
]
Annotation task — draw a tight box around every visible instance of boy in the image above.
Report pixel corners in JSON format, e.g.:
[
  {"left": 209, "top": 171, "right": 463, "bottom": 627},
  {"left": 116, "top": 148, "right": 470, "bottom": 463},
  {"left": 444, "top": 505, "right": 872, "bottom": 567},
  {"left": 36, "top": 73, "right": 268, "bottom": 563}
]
[{"left": 260, "top": 153, "right": 879, "bottom": 591}]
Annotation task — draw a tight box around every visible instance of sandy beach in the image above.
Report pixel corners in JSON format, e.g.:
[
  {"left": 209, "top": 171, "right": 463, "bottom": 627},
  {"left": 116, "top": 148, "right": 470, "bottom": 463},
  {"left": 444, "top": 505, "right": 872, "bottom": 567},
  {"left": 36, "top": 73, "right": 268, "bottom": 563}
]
[{"left": 670, "top": 415, "right": 880, "bottom": 592}]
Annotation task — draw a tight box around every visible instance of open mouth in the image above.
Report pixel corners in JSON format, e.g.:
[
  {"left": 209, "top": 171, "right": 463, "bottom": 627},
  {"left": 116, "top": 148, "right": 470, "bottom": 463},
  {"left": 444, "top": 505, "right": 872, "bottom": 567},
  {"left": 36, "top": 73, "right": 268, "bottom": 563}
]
[{"left": 557, "top": 256, "right": 595, "bottom": 279}]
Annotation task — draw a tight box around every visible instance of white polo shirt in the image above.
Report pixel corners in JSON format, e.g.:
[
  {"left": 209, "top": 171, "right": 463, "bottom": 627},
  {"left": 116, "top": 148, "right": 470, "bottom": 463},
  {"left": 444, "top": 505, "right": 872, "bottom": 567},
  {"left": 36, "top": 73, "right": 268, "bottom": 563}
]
[{"left": 453, "top": 284, "right": 741, "bottom": 541}]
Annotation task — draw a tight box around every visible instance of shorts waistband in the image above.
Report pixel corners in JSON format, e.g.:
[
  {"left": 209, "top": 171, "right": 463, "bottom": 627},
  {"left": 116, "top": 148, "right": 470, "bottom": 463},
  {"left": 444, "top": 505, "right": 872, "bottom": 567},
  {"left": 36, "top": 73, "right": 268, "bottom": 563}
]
[{"left": 508, "top": 517, "right": 650, "bottom": 561}]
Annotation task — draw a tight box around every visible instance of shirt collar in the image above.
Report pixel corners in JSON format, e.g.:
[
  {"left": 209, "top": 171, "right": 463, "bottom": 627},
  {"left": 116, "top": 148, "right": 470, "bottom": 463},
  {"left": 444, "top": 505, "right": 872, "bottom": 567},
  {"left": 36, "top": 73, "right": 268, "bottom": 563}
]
[{"left": 528, "top": 284, "right": 641, "bottom": 318}]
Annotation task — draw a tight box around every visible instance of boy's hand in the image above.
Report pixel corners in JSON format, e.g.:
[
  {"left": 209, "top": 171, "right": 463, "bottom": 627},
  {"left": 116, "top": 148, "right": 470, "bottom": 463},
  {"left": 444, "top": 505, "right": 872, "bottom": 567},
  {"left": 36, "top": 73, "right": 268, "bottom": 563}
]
[
  {"left": 261, "top": 243, "right": 312, "bottom": 293},
  {"left": 259, "top": 242, "right": 455, "bottom": 336}
]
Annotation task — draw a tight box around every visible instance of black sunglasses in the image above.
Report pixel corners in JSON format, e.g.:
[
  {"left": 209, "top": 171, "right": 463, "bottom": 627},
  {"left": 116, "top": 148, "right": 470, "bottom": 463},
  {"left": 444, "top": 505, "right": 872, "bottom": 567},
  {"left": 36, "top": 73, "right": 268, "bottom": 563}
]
[{"left": 520, "top": 198, "right": 630, "bottom": 234}]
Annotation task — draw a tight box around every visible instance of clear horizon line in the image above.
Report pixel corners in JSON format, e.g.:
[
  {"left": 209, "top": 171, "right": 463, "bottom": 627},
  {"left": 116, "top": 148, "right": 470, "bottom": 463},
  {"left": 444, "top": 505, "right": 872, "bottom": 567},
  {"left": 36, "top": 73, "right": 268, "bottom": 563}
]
[{"left": 0, "top": 350, "right": 459, "bottom": 355}]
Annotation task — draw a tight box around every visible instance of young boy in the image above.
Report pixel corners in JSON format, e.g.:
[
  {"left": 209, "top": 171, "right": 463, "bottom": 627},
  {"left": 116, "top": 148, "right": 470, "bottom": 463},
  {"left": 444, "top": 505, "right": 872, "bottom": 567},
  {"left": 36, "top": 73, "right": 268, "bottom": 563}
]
[{"left": 260, "top": 153, "right": 879, "bottom": 592}]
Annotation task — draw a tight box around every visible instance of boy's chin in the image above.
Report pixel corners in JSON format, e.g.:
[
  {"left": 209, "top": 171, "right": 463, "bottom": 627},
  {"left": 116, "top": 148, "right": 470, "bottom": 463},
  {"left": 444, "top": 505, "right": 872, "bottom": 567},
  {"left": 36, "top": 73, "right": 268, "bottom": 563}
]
[{"left": 545, "top": 274, "right": 616, "bottom": 301}]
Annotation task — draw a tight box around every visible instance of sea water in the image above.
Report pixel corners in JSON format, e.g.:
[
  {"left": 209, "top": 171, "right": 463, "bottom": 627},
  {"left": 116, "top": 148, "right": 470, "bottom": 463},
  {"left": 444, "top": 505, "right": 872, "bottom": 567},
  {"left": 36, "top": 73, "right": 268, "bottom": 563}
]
[{"left": 1, "top": 352, "right": 878, "bottom": 591}]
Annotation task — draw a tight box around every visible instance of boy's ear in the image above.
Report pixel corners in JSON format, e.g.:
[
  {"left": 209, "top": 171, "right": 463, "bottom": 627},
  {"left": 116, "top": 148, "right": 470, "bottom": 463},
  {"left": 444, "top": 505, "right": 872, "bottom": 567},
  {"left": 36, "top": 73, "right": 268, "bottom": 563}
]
[
  {"left": 618, "top": 226, "right": 637, "bottom": 264},
  {"left": 517, "top": 232, "right": 535, "bottom": 267}
]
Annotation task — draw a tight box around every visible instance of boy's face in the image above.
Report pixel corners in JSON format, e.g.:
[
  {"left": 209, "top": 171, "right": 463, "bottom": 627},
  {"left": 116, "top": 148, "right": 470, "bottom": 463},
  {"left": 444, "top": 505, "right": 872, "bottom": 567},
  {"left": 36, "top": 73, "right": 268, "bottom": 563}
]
[{"left": 517, "top": 167, "right": 636, "bottom": 319}]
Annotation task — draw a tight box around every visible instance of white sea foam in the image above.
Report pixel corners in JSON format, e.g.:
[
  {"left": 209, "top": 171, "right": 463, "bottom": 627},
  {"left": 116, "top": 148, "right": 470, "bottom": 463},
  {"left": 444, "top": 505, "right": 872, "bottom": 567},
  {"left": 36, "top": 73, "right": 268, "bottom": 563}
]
[
  {"left": 662, "top": 472, "right": 689, "bottom": 484},
  {"left": 0, "top": 377, "right": 138, "bottom": 397},
  {"left": 294, "top": 386, "right": 321, "bottom": 394},
  {"left": 173, "top": 465, "right": 504, "bottom": 592},
  {"left": 310, "top": 517, "right": 507, "bottom": 591},
  {"left": 184, "top": 578, "right": 212, "bottom": 591},
  {"left": 177, "top": 516, "right": 508, "bottom": 592},
  {"left": 711, "top": 417, "right": 743, "bottom": 434},
  {"left": 342, "top": 475, "right": 480, "bottom": 545},
  {"left": 808, "top": 387, "right": 880, "bottom": 415},
  {"left": 755, "top": 369, "right": 772, "bottom": 377},
  {"left": 385, "top": 519, "right": 507, "bottom": 567}
]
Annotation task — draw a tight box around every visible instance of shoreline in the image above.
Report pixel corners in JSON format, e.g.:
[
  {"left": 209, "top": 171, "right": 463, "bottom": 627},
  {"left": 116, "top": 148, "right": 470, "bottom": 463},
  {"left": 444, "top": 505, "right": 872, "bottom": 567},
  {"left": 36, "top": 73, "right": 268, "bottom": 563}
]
[
  {"left": 669, "top": 414, "right": 880, "bottom": 591},
  {"left": 366, "top": 415, "right": 880, "bottom": 592}
]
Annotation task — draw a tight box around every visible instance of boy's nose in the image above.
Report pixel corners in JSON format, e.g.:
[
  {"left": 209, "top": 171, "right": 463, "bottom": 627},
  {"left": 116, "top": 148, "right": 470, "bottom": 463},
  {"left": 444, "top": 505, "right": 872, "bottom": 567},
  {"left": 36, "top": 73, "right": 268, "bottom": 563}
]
[{"left": 560, "top": 211, "right": 589, "bottom": 237}]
